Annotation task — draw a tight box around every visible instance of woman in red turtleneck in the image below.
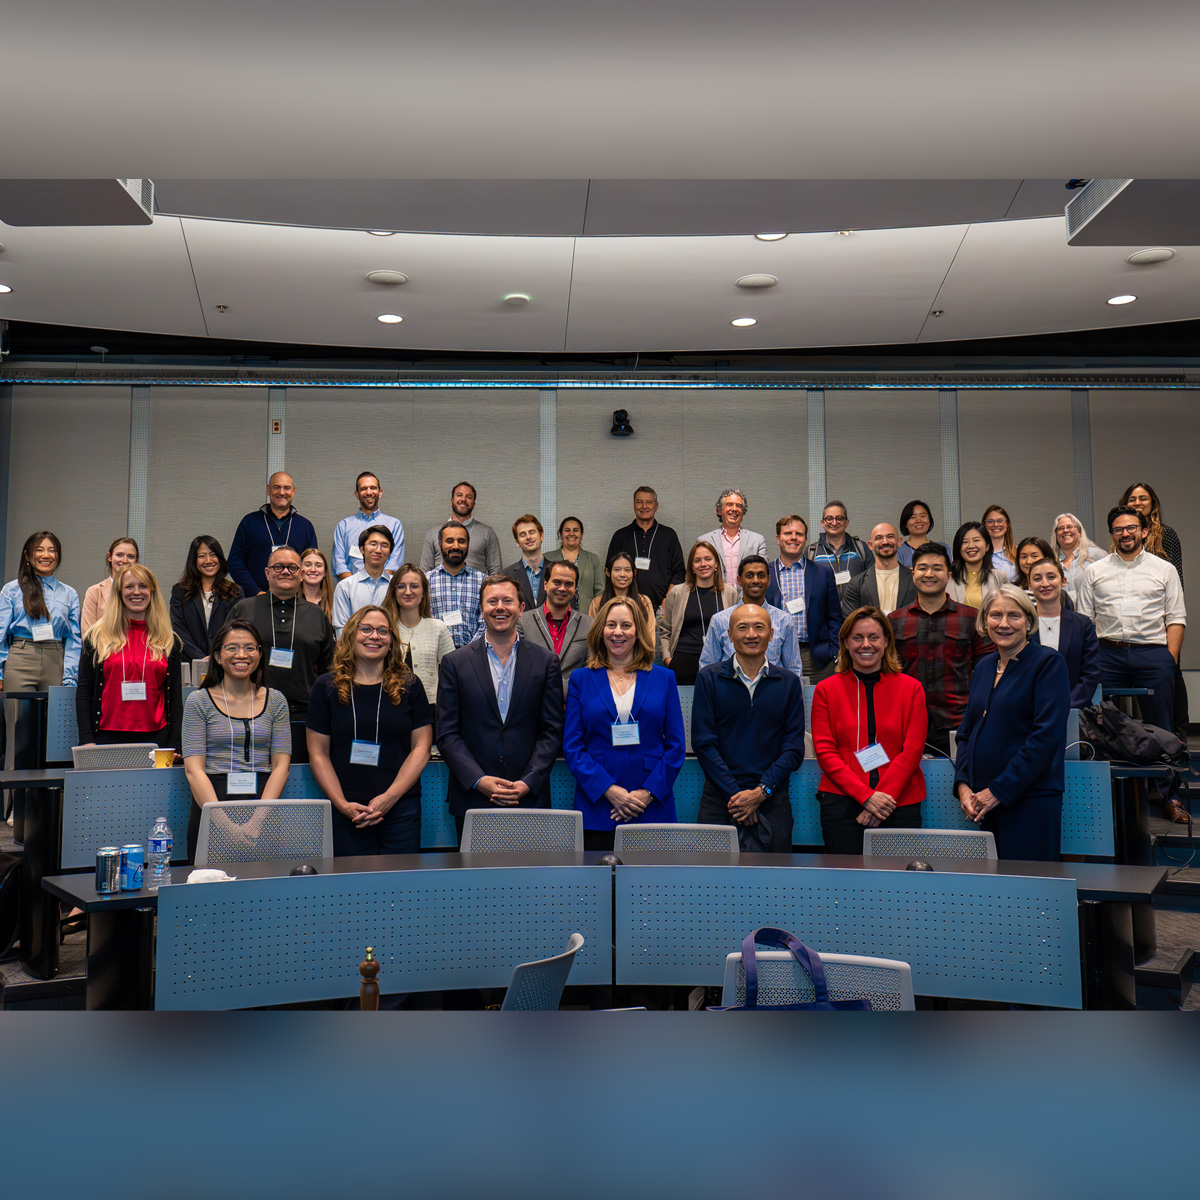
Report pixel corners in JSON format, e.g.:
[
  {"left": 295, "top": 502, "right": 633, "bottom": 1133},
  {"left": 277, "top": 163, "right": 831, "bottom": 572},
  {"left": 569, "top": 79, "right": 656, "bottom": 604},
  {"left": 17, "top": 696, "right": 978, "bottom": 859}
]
[{"left": 76, "top": 564, "right": 184, "bottom": 751}]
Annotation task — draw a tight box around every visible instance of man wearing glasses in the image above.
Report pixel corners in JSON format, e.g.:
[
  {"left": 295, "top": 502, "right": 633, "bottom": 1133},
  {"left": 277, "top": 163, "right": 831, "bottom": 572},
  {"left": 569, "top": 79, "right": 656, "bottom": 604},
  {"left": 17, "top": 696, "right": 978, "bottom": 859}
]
[
  {"left": 332, "top": 525, "right": 395, "bottom": 634},
  {"left": 1077, "top": 505, "right": 1187, "bottom": 821},
  {"left": 231, "top": 546, "right": 335, "bottom": 761},
  {"left": 806, "top": 501, "right": 873, "bottom": 595}
]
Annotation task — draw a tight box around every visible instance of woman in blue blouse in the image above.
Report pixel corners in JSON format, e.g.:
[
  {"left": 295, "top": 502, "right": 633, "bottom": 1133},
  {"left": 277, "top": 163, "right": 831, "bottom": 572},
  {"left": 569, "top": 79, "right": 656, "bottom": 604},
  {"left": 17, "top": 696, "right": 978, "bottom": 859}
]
[
  {"left": 955, "top": 584, "right": 1070, "bottom": 861},
  {"left": 1, "top": 531, "right": 82, "bottom": 782},
  {"left": 563, "top": 597, "right": 685, "bottom": 851}
]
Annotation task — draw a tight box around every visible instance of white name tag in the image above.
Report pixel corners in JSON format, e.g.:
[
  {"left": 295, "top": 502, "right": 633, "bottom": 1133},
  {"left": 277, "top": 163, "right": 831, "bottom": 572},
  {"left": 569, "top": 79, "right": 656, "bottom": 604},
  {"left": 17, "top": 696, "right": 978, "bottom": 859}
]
[
  {"left": 1120, "top": 595, "right": 1142, "bottom": 617},
  {"left": 442, "top": 609, "right": 463, "bottom": 627},
  {"left": 121, "top": 681, "right": 147, "bottom": 701},
  {"left": 612, "top": 722, "right": 641, "bottom": 746},
  {"left": 269, "top": 647, "right": 294, "bottom": 669},
  {"left": 834, "top": 570, "right": 851, "bottom": 587},
  {"left": 349, "top": 544, "right": 364, "bottom": 559},
  {"left": 634, "top": 556, "right": 651, "bottom": 571},
  {"left": 350, "top": 740, "right": 381, "bottom": 766},
  {"left": 854, "top": 742, "right": 891, "bottom": 772},
  {"left": 227, "top": 770, "right": 257, "bottom": 795},
  {"left": 30, "top": 619, "right": 55, "bottom": 643},
  {"left": 786, "top": 596, "right": 805, "bottom": 615}
]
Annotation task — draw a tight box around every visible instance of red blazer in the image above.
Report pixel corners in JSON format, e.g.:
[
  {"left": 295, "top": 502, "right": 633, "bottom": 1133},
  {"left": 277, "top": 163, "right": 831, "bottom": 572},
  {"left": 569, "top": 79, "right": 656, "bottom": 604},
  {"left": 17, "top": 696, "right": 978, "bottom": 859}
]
[{"left": 811, "top": 670, "right": 927, "bottom": 807}]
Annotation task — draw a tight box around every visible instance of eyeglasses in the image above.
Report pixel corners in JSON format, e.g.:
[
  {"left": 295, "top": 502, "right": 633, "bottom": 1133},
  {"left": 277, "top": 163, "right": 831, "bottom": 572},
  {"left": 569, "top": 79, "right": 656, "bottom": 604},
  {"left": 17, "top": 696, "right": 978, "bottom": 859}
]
[
  {"left": 221, "top": 644, "right": 260, "bottom": 657},
  {"left": 823, "top": 514, "right": 847, "bottom": 525},
  {"left": 394, "top": 582, "right": 423, "bottom": 593},
  {"left": 267, "top": 564, "right": 301, "bottom": 574},
  {"left": 357, "top": 625, "right": 391, "bottom": 638},
  {"left": 984, "top": 519, "right": 1007, "bottom": 528},
  {"left": 1112, "top": 524, "right": 1142, "bottom": 535}
]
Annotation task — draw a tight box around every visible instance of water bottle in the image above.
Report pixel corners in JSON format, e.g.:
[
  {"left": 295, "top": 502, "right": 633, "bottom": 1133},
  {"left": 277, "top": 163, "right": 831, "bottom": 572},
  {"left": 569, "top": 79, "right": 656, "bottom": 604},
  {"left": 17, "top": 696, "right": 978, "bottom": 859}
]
[{"left": 147, "top": 816, "right": 173, "bottom": 889}]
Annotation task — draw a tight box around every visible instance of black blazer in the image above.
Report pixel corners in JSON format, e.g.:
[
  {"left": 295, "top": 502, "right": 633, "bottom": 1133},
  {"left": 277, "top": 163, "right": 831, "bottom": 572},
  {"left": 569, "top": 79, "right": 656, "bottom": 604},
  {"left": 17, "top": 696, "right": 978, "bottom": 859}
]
[
  {"left": 169, "top": 583, "right": 245, "bottom": 661},
  {"left": 840, "top": 564, "right": 917, "bottom": 619},
  {"left": 1041, "top": 608, "right": 1102, "bottom": 709},
  {"left": 76, "top": 636, "right": 185, "bottom": 750},
  {"left": 436, "top": 637, "right": 564, "bottom": 818},
  {"left": 502, "top": 560, "right": 547, "bottom": 613}
]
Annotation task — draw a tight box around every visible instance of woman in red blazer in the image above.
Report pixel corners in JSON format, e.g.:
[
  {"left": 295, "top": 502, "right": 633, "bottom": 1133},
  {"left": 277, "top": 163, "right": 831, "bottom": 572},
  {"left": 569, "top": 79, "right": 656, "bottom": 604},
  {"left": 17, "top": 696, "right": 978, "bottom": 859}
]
[{"left": 811, "top": 605, "right": 928, "bottom": 854}]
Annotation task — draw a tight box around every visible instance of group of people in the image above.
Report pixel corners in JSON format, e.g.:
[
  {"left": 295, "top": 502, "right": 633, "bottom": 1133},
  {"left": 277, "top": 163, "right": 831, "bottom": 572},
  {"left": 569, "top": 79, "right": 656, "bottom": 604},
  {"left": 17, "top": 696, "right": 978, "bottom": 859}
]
[{"left": 0, "top": 472, "right": 1187, "bottom": 854}]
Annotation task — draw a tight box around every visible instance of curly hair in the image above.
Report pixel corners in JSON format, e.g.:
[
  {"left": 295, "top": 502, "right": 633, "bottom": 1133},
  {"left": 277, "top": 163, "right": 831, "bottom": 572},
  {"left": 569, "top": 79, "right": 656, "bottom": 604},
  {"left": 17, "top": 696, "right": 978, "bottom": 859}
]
[{"left": 330, "top": 607, "right": 412, "bottom": 707}]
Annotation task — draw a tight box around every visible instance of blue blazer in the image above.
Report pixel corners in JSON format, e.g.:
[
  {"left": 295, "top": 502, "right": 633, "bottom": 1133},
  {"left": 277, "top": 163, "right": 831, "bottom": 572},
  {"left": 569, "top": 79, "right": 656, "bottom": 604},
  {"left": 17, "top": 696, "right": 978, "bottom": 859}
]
[
  {"left": 562, "top": 664, "right": 686, "bottom": 831},
  {"left": 1039, "top": 609, "right": 1101, "bottom": 709},
  {"left": 764, "top": 559, "right": 840, "bottom": 667},
  {"left": 436, "top": 637, "right": 564, "bottom": 818}
]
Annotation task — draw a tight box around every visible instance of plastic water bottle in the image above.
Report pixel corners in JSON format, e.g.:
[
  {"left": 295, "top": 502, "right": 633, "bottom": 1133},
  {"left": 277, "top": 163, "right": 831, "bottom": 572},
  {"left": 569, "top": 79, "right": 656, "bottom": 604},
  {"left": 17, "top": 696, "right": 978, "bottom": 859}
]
[{"left": 147, "top": 816, "right": 173, "bottom": 889}]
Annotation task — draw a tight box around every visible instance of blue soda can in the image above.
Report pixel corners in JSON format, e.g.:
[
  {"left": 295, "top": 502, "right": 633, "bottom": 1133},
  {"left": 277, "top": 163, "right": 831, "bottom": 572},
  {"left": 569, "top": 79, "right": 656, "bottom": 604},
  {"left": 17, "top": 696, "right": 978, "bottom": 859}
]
[
  {"left": 119, "top": 844, "right": 145, "bottom": 891},
  {"left": 96, "top": 847, "right": 121, "bottom": 893}
]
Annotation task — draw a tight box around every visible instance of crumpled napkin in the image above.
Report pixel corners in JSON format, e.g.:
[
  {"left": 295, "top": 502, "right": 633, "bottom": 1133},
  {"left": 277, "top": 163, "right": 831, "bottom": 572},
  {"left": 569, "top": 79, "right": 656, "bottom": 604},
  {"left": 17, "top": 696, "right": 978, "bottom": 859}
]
[{"left": 186, "top": 869, "right": 237, "bottom": 883}]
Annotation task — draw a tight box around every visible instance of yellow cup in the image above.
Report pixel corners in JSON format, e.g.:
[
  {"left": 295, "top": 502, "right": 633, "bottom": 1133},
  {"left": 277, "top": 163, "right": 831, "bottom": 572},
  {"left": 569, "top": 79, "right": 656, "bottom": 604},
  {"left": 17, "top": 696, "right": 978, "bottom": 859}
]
[{"left": 154, "top": 749, "right": 175, "bottom": 768}]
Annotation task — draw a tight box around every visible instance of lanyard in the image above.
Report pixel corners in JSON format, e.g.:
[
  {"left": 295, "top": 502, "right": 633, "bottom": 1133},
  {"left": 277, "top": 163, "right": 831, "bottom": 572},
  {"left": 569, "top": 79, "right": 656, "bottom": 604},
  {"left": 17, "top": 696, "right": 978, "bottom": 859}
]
[
  {"left": 271, "top": 597, "right": 297, "bottom": 654},
  {"left": 220, "top": 684, "right": 256, "bottom": 769},
  {"left": 635, "top": 523, "right": 659, "bottom": 560},
  {"left": 263, "top": 509, "right": 294, "bottom": 550},
  {"left": 696, "top": 586, "right": 719, "bottom": 635},
  {"left": 352, "top": 680, "right": 384, "bottom": 745}
]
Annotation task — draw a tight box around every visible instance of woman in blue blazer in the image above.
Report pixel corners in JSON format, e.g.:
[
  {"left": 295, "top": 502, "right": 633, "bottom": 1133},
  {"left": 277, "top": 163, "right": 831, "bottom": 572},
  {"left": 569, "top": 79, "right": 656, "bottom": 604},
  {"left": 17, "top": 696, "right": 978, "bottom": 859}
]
[
  {"left": 1028, "top": 557, "right": 1101, "bottom": 707},
  {"left": 563, "top": 597, "right": 686, "bottom": 851},
  {"left": 955, "top": 584, "right": 1070, "bottom": 861}
]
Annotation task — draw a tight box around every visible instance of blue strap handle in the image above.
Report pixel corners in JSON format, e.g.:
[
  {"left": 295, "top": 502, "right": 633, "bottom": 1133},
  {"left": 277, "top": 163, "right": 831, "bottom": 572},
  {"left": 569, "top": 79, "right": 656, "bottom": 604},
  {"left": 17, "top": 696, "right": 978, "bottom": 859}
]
[{"left": 740, "top": 926, "right": 831, "bottom": 1008}]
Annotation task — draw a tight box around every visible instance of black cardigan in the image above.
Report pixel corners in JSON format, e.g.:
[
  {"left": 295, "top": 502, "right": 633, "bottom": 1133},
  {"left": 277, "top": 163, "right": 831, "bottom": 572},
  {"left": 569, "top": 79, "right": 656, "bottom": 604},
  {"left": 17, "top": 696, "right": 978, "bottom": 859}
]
[{"left": 75, "top": 635, "right": 185, "bottom": 750}]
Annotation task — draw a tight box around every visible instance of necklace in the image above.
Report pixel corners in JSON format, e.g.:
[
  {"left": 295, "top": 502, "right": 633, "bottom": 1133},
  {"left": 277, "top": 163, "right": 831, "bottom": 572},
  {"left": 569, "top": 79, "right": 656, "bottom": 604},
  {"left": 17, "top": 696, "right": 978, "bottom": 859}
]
[{"left": 607, "top": 667, "right": 636, "bottom": 695}]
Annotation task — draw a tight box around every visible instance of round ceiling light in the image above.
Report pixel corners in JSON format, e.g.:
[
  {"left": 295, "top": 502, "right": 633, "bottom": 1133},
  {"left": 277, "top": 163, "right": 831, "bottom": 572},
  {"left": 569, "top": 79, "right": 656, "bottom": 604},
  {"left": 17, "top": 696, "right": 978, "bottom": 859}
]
[
  {"left": 366, "top": 270, "right": 408, "bottom": 285},
  {"left": 0, "top": 283, "right": 11, "bottom": 294},
  {"left": 367, "top": 229, "right": 395, "bottom": 236},
  {"left": 503, "top": 293, "right": 531, "bottom": 306},
  {"left": 1126, "top": 248, "right": 1175, "bottom": 265},
  {"left": 731, "top": 317, "right": 757, "bottom": 327},
  {"left": 754, "top": 232, "right": 787, "bottom": 242},
  {"left": 736, "top": 274, "right": 778, "bottom": 289},
  {"left": 377, "top": 313, "right": 404, "bottom": 323},
  {"left": 1106, "top": 294, "right": 1137, "bottom": 306}
]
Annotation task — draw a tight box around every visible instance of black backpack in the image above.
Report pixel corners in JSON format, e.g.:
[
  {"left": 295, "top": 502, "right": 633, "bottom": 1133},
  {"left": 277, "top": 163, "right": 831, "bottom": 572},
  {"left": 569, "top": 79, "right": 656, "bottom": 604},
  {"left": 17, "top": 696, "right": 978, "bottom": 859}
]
[{"left": 1078, "top": 701, "right": 1189, "bottom": 767}]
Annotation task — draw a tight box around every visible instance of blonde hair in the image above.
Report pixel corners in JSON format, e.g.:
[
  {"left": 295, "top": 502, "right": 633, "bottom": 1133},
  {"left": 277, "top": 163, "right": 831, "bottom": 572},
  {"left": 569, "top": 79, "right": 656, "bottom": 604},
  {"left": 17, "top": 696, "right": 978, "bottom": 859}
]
[
  {"left": 331, "top": 607, "right": 413, "bottom": 706},
  {"left": 684, "top": 540, "right": 725, "bottom": 591},
  {"left": 301, "top": 548, "right": 334, "bottom": 621},
  {"left": 585, "top": 597, "right": 656, "bottom": 671},
  {"left": 835, "top": 606, "right": 901, "bottom": 675},
  {"left": 1051, "top": 512, "right": 1096, "bottom": 560},
  {"left": 86, "top": 564, "right": 175, "bottom": 662}
]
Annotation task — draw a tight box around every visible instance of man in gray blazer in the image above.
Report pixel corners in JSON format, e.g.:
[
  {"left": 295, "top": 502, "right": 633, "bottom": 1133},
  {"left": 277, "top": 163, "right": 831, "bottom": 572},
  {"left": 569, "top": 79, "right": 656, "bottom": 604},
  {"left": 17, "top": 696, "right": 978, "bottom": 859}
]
[
  {"left": 517, "top": 560, "right": 593, "bottom": 693},
  {"left": 840, "top": 523, "right": 917, "bottom": 618},
  {"left": 697, "top": 488, "right": 768, "bottom": 590}
]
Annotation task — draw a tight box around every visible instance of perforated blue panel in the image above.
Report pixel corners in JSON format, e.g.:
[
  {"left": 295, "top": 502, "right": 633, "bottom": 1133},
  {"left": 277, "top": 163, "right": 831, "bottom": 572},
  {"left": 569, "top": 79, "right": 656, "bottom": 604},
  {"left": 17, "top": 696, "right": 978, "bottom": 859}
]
[
  {"left": 616, "top": 864, "right": 1082, "bottom": 1007},
  {"left": 45, "top": 685, "right": 79, "bottom": 763},
  {"left": 549, "top": 760, "right": 577, "bottom": 808},
  {"left": 63, "top": 768, "right": 194, "bottom": 868},
  {"left": 155, "top": 865, "right": 612, "bottom": 1009}
]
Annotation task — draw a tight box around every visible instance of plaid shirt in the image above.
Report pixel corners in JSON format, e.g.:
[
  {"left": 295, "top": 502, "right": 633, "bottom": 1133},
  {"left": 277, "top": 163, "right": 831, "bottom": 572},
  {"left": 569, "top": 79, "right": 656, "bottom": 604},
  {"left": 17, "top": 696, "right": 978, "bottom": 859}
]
[
  {"left": 428, "top": 565, "right": 485, "bottom": 647},
  {"left": 889, "top": 597, "right": 990, "bottom": 732}
]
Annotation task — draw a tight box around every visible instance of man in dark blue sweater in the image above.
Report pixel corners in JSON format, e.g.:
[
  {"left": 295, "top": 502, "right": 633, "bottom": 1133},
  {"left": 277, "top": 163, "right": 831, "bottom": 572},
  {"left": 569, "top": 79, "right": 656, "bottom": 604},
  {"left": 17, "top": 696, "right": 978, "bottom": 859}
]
[
  {"left": 228, "top": 472, "right": 319, "bottom": 596},
  {"left": 692, "top": 604, "right": 806, "bottom": 851}
]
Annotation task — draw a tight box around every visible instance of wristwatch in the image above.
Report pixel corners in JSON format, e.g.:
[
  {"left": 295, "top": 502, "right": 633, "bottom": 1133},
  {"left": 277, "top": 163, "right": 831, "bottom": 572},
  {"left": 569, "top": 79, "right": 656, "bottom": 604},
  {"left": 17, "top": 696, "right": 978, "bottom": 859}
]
[{"left": 760, "top": 782, "right": 774, "bottom": 799}]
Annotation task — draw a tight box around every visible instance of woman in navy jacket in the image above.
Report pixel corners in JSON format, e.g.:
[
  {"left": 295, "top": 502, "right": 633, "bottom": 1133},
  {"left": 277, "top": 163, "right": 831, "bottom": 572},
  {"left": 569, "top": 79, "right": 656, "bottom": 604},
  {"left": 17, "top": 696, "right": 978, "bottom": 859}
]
[
  {"left": 563, "top": 597, "right": 686, "bottom": 851},
  {"left": 1027, "top": 557, "right": 1100, "bottom": 708},
  {"left": 955, "top": 584, "right": 1070, "bottom": 861}
]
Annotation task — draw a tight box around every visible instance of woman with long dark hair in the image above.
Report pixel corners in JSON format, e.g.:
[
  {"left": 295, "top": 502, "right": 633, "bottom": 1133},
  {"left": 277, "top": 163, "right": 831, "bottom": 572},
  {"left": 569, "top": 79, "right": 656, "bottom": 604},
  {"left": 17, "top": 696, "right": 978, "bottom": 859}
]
[
  {"left": 947, "top": 521, "right": 1007, "bottom": 609},
  {"left": 307, "top": 606, "right": 433, "bottom": 856},
  {"left": 82, "top": 537, "right": 140, "bottom": 635},
  {"left": 589, "top": 550, "right": 656, "bottom": 632},
  {"left": 1120, "top": 482, "right": 1183, "bottom": 585},
  {"left": 170, "top": 535, "right": 244, "bottom": 660}
]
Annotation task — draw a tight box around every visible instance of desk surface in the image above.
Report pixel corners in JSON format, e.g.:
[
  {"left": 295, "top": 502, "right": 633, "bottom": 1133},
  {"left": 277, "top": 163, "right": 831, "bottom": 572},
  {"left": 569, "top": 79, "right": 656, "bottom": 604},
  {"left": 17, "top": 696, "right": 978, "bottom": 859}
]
[
  {"left": 0, "top": 768, "right": 67, "bottom": 787},
  {"left": 43, "top": 850, "right": 1165, "bottom": 910}
]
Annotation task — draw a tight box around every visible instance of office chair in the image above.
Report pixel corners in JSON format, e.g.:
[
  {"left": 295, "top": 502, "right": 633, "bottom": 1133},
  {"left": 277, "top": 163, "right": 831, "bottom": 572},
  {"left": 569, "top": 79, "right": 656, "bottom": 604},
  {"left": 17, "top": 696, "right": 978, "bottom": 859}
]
[
  {"left": 614, "top": 823, "right": 737, "bottom": 854},
  {"left": 500, "top": 932, "right": 585, "bottom": 1011},
  {"left": 194, "top": 798, "right": 333, "bottom": 866},
  {"left": 461, "top": 808, "right": 583, "bottom": 852},
  {"left": 862, "top": 828, "right": 997, "bottom": 860},
  {"left": 720, "top": 949, "right": 915, "bottom": 1010}
]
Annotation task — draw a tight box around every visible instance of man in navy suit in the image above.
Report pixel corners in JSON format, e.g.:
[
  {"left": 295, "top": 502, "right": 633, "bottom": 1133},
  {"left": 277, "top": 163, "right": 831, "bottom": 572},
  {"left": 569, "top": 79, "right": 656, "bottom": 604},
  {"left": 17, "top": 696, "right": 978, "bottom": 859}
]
[
  {"left": 764, "top": 515, "right": 841, "bottom": 681},
  {"left": 436, "top": 573, "right": 564, "bottom": 846}
]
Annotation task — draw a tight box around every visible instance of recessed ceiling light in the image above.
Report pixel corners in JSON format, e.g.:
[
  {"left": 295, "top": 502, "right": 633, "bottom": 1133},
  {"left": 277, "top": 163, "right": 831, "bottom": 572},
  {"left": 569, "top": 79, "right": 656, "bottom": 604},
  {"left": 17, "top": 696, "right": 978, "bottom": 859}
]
[
  {"left": 754, "top": 233, "right": 787, "bottom": 242},
  {"left": 1106, "top": 294, "right": 1137, "bottom": 306},
  {"left": 1126, "top": 248, "right": 1175, "bottom": 265},
  {"left": 503, "top": 293, "right": 531, "bottom": 306},
  {"left": 731, "top": 317, "right": 757, "bottom": 327},
  {"left": 736, "top": 274, "right": 778, "bottom": 289},
  {"left": 367, "top": 229, "right": 395, "bottom": 237},
  {"left": 366, "top": 270, "right": 408, "bottom": 285},
  {"left": 377, "top": 313, "right": 404, "bottom": 323},
  {"left": 837, "top": 230, "right": 854, "bottom": 237},
  {"left": 0, "top": 283, "right": 11, "bottom": 294}
]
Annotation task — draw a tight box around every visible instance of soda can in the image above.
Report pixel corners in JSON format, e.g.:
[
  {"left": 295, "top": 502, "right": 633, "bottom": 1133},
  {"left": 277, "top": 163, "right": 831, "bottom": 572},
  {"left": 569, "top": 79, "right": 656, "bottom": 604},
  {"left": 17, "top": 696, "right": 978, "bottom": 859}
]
[
  {"left": 95, "top": 847, "right": 121, "bottom": 893},
  {"left": 119, "top": 844, "right": 145, "bottom": 891}
]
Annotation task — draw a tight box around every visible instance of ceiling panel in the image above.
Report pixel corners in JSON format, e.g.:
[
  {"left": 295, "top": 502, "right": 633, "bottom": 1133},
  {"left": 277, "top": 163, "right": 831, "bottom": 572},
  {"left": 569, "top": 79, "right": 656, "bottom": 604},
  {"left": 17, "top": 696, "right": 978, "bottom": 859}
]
[
  {"left": 920, "top": 216, "right": 1200, "bottom": 342},
  {"left": 0, "top": 215, "right": 207, "bottom": 336},
  {"left": 179, "top": 220, "right": 576, "bottom": 352},
  {"left": 564, "top": 225, "right": 968, "bottom": 352}
]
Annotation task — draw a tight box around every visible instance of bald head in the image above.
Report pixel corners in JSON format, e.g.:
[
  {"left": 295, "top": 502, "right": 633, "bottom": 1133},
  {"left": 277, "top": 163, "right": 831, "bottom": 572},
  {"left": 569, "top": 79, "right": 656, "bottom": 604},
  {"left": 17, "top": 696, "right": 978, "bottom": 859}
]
[
  {"left": 266, "top": 472, "right": 296, "bottom": 516},
  {"left": 869, "top": 523, "right": 899, "bottom": 562},
  {"left": 729, "top": 603, "right": 772, "bottom": 662}
]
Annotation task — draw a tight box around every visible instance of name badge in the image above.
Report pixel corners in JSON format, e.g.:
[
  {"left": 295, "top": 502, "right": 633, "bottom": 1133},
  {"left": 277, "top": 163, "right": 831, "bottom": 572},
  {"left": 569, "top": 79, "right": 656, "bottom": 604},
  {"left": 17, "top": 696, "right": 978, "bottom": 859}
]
[
  {"left": 854, "top": 742, "right": 890, "bottom": 772},
  {"left": 349, "top": 544, "right": 364, "bottom": 559},
  {"left": 442, "top": 609, "right": 463, "bottom": 627},
  {"left": 269, "top": 647, "right": 294, "bottom": 669},
  {"left": 350, "top": 740, "right": 381, "bottom": 766},
  {"left": 121, "top": 681, "right": 147, "bottom": 701},
  {"left": 786, "top": 596, "right": 805, "bottom": 615},
  {"left": 634, "top": 556, "right": 651, "bottom": 571},
  {"left": 834, "top": 570, "right": 851, "bottom": 587},
  {"left": 612, "top": 722, "right": 641, "bottom": 746},
  {"left": 227, "top": 770, "right": 257, "bottom": 795},
  {"left": 1120, "top": 595, "right": 1142, "bottom": 617},
  {"left": 30, "top": 619, "right": 55, "bottom": 643}
]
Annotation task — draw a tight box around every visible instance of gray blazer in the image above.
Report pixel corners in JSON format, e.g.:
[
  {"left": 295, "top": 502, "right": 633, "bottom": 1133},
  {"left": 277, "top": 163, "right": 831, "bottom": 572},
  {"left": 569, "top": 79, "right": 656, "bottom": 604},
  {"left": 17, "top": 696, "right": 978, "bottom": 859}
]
[
  {"left": 840, "top": 564, "right": 918, "bottom": 619},
  {"left": 544, "top": 547, "right": 603, "bottom": 610},
  {"left": 518, "top": 608, "right": 593, "bottom": 694},
  {"left": 696, "top": 527, "right": 769, "bottom": 573}
]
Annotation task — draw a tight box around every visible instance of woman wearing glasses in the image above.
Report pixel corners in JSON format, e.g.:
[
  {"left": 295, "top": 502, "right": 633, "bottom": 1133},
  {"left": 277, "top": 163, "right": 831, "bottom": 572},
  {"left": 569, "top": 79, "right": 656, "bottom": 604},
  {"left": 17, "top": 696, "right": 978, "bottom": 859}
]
[
  {"left": 1050, "top": 513, "right": 1105, "bottom": 602},
  {"left": 807, "top": 501, "right": 871, "bottom": 592},
  {"left": 381, "top": 563, "right": 455, "bottom": 707},
  {"left": 982, "top": 505, "right": 1018, "bottom": 582},
  {"left": 181, "top": 619, "right": 292, "bottom": 862},
  {"left": 307, "top": 606, "right": 433, "bottom": 857}
]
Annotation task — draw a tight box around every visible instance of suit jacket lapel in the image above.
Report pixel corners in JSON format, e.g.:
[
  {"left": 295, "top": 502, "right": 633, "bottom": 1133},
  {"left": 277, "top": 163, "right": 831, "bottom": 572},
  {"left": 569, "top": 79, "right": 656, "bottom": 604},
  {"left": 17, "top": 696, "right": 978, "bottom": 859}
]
[
  {"left": 192, "top": 592, "right": 210, "bottom": 639},
  {"left": 470, "top": 640, "right": 504, "bottom": 723},
  {"left": 596, "top": 668, "right": 620, "bottom": 722},
  {"left": 506, "top": 639, "right": 533, "bottom": 718}
]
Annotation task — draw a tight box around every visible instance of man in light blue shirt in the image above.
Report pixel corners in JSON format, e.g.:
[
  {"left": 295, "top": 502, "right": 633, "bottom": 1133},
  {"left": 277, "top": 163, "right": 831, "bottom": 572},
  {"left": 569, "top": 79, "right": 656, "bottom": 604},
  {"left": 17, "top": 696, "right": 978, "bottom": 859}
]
[
  {"left": 332, "top": 525, "right": 395, "bottom": 633},
  {"left": 698, "top": 556, "right": 803, "bottom": 676},
  {"left": 332, "top": 472, "right": 405, "bottom": 579}
]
